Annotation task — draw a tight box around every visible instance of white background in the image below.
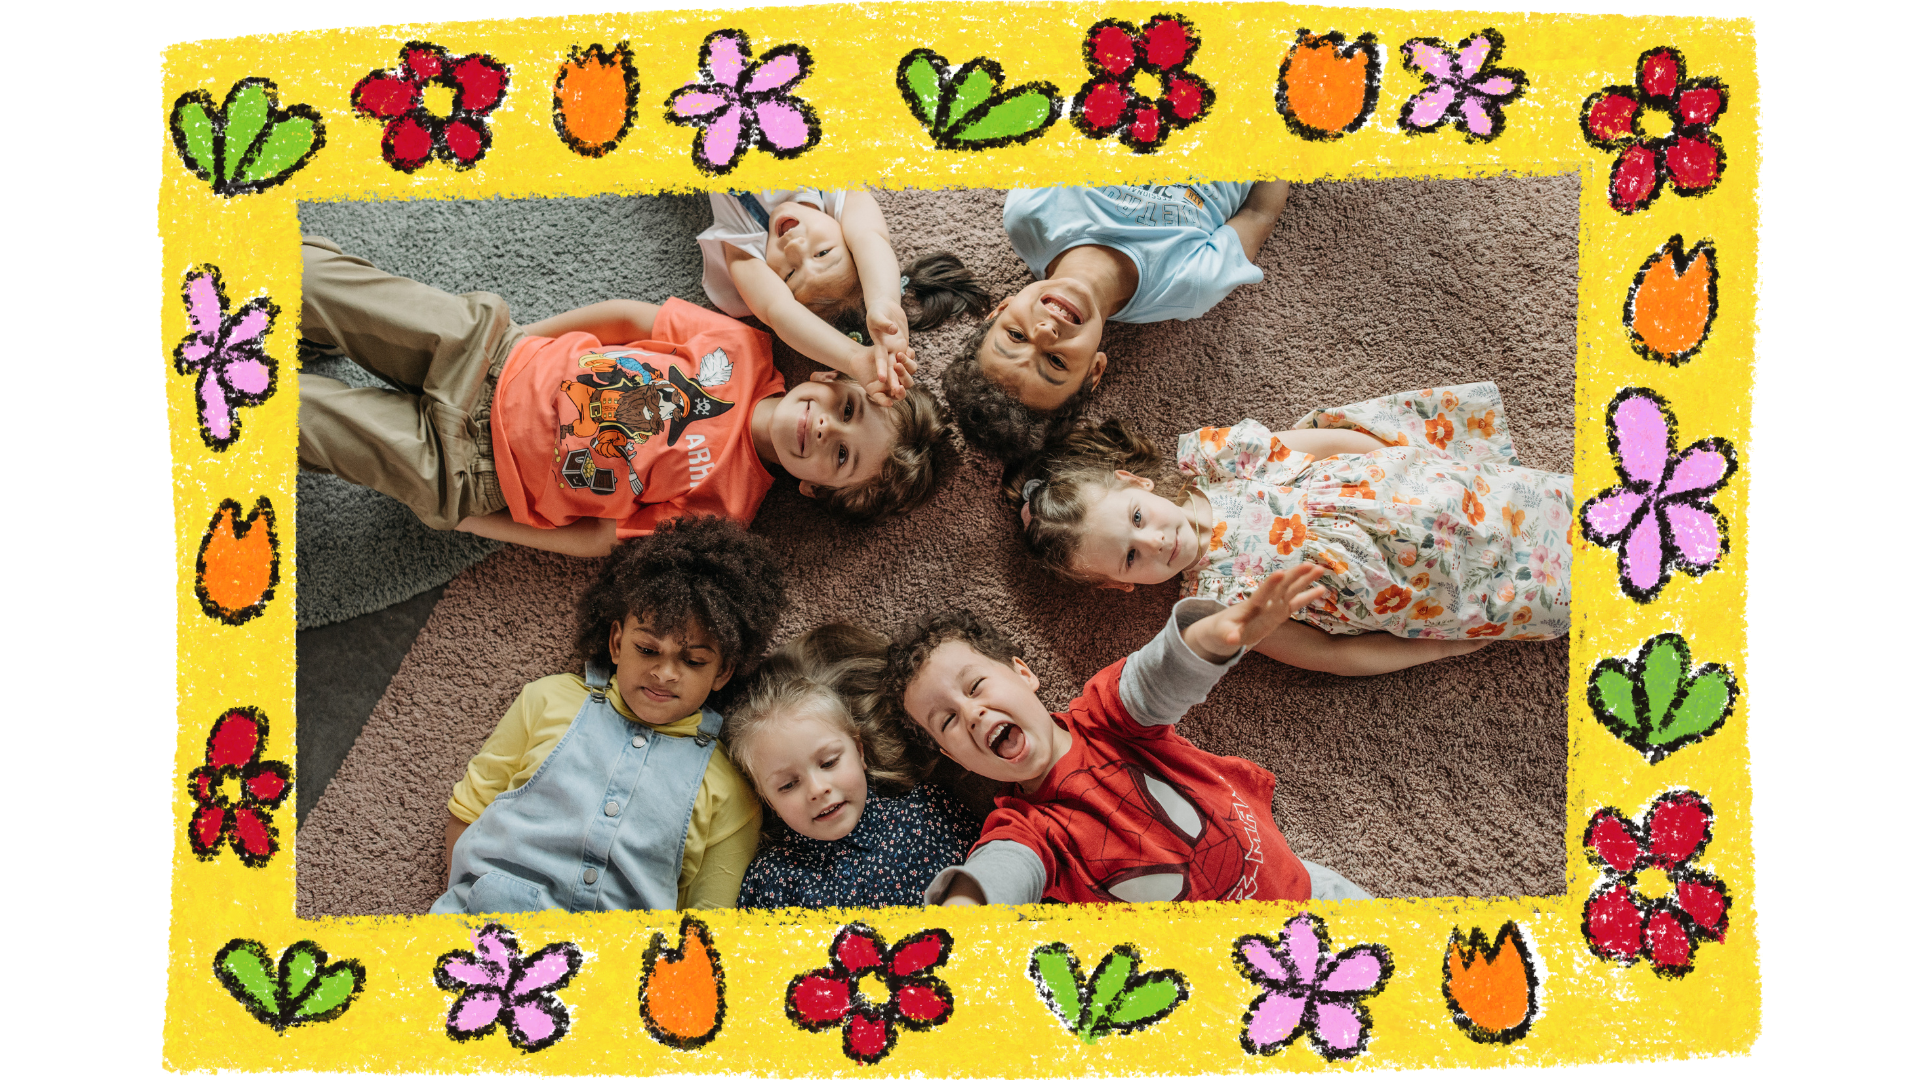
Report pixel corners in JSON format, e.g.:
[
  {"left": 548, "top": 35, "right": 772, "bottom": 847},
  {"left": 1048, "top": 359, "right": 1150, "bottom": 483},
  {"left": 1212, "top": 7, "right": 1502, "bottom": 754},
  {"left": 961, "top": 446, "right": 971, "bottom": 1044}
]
[{"left": 0, "top": 1, "right": 1904, "bottom": 1076}]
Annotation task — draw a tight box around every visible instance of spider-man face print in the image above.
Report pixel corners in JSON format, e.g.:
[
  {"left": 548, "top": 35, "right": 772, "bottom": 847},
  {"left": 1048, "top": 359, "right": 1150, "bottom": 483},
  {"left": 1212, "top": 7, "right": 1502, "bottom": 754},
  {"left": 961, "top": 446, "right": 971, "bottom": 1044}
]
[{"left": 1051, "top": 760, "right": 1252, "bottom": 903}]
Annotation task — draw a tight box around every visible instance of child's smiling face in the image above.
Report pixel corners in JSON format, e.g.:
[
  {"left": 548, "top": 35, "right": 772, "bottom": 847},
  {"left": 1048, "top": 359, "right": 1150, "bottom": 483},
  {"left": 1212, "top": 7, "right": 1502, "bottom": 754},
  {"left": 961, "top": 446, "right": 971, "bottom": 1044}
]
[
  {"left": 975, "top": 280, "right": 1109, "bottom": 411},
  {"left": 607, "top": 615, "right": 734, "bottom": 726},
  {"left": 901, "top": 641, "right": 1069, "bottom": 792},
  {"left": 764, "top": 201, "right": 857, "bottom": 306},
  {"left": 758, "top": 372, "right": 896, "bottom": 496},
  {"left": 1071, "top": 471, "right": 1207, "bottom": 590},
  {"left": 742, "top": 705, "right": 869, "bottom": 841}
]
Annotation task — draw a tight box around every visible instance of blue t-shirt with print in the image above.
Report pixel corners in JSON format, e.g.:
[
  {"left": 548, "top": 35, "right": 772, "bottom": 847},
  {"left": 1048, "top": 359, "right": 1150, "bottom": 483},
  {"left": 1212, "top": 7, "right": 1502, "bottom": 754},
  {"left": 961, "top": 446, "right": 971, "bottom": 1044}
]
[{"left": 1002, "top": 182, "right": 1262, "bottom": 324}]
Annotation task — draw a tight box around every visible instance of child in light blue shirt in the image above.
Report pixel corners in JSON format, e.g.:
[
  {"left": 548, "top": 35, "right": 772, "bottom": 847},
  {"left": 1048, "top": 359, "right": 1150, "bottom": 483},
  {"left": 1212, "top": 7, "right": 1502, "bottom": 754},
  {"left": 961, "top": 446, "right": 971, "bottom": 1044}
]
[{"left": 942, "top": 181, "right": 1289, "bottom": 461}]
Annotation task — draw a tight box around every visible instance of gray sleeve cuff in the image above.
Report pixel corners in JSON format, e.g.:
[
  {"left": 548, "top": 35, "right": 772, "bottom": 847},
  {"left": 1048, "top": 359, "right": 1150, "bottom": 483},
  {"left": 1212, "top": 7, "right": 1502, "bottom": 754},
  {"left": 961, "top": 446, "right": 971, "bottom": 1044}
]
[
  {"left": 922, "top": 840, "right": 1046, "bottom": 906},
  {"left": 1118, "top": 597, "right": 1243, "bottom": 726}
]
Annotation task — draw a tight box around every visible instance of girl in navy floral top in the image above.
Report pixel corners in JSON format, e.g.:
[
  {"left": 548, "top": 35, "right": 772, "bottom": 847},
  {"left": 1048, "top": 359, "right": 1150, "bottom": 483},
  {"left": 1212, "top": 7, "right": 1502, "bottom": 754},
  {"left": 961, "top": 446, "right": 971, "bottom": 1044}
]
[{"left": 724, "top": 624, "right": 984, "bottom": 909}]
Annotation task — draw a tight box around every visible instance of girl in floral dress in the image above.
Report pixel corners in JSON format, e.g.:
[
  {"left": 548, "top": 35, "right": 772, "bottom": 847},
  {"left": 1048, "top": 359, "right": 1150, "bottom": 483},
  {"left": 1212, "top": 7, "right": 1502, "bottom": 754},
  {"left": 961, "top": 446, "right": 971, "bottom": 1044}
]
[
  {"left": 722, "top": 623, "right": 983, "bottom": 908},
  {"left": 1011, "top": 384, "right": 1574, "bottom": 676}
]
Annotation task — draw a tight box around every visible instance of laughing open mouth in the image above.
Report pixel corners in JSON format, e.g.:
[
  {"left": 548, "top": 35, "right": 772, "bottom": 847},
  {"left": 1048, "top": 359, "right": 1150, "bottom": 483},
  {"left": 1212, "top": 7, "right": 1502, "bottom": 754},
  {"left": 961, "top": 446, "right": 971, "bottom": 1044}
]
[
  {"left": 988, "top": 721, "right": 1025, "bottom": 760},
  {"left": 1040, "top": 294, "right": 1082, "bottom": 325},
  {"left": 774, "top": 216, "right": 798, "bottom": 238}
]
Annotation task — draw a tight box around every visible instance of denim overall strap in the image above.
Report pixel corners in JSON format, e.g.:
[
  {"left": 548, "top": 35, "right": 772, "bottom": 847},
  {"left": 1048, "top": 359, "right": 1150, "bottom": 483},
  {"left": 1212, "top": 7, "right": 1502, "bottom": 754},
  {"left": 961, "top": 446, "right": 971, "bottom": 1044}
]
[{"left": 430, "top": 666, "right": 717, "bottom": 915}]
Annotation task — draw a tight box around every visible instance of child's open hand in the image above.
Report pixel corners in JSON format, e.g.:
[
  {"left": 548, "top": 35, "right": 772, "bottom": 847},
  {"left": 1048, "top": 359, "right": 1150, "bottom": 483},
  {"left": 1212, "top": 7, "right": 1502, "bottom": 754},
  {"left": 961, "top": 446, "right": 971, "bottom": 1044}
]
[{"left": 1183, "top": 565, "right": 1331, "bottom": 664}]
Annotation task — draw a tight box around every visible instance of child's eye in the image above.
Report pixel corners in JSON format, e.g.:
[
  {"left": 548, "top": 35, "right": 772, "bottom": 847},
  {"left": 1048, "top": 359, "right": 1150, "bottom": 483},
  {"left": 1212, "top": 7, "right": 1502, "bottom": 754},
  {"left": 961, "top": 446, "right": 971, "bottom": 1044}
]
[
  {"left": 1126, "top": 549, "right": 1137, "bottom": 569},
  {"left": 837, "top": 444, "right": 849, "bottom": 466},
  {"left": 1047, "top": 353, "right": 1066, "bottom": 370},
  {"left": 1133, "top": 509, "right": 1143, "bottom": 527},
  {"left": 842, "top": 399, "right": 854, "bottom": 422},
  {"left": 778, "top": 779, "right": 796, "bottom": 792},
  {"left": 784, "top": 268, "right": 796, "bottom": 281},
  {"left": 822, "top": 756, "right": 839, "bottom": 770},
  {"left": 968, "top": 678, "right": 983, "bottom": 695},
  {"left": 1008, "top": 327, "right": 1026, "bottom": 343},
  {"left": 815, "top": 247, "right": 831, "bottom": 259}
]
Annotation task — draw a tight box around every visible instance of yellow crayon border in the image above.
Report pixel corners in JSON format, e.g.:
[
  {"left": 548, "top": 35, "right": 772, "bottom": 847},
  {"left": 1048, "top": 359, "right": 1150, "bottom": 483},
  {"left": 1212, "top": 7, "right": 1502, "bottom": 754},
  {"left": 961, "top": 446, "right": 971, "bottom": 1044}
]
[{"left": 161, "top": 4, "right": 1755, "bottom": 1073}]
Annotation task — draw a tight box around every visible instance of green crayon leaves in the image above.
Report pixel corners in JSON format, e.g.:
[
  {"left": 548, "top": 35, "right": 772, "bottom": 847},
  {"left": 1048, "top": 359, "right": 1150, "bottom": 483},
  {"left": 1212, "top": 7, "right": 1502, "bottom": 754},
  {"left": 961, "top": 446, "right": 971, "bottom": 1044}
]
[
  {"left": 171, "top": 78, "right": 326, "bottom": 196},
  {"left": 214, "top": 938, "right": 366, "bottom": 1031},
  {"left": 1028, "top": 942, "right": 1188, "bottom": 1043},
  {"left": 1588, "top": 632, "right": 1738, "bottom": 763},
  {"left": 896, "top": 50, "right": 1062, "bottom": 150}
]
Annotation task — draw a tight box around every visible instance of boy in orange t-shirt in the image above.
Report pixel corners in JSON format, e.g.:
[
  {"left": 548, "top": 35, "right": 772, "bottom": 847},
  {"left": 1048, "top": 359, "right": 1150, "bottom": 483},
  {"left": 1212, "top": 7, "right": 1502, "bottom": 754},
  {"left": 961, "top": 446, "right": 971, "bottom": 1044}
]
[{"left": 297, "top": 236, "right": 947, "bottom": 556}]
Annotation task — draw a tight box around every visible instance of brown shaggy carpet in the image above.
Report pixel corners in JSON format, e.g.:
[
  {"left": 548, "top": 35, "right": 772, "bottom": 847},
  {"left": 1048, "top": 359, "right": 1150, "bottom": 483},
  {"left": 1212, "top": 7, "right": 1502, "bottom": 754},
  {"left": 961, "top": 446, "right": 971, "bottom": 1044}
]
[{"left": 297, "top": 175, "right": 1578, "bottom": 917}]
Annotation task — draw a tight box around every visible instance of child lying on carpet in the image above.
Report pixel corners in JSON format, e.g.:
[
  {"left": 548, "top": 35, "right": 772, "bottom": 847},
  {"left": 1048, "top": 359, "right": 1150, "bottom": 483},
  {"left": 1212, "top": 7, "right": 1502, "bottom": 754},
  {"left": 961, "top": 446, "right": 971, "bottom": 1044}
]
[
  {"left": 296, "top": 234, "right": 949, "bottom": 559},
  {"left": 698, "top": 188, "right": 988, "bottom": 397},
  {"left": 887, "top": 566, "right": 1372, "bottom": 906},
  {"left": 941, "top": 181, "right": 1290, "bottom": 460},
  {"left": 722, "top": 623, "right": 983, "bottom": 909},
  {"left": 1007, "top": 384, "right": 1574, "bottom": 675},
  {"left": 432, "top": 516, "right": 783, "bottom": 915}
]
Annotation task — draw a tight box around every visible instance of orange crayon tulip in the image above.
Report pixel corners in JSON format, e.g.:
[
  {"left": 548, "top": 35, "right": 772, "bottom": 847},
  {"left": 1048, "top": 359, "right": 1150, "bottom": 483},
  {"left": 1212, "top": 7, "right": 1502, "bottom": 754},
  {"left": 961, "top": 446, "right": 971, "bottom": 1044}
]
[
  {"left": 1276, "top": 30, "right": 1382, "bottom": 140},
  {"left": 195, "top": 497, "right": 279, "bottom": 625},
  {"left": 1441, "top": 922, "right": 1539, "bottom": 1043},
  {"left": 639, "top": 916, "right": 725, "bottom": 1050},
  {"left": 553, "top": 42, "right": 639, "bottom": 157},
  {"left": 1625, "top": 235, "right": 1718, "bottom": 364}
]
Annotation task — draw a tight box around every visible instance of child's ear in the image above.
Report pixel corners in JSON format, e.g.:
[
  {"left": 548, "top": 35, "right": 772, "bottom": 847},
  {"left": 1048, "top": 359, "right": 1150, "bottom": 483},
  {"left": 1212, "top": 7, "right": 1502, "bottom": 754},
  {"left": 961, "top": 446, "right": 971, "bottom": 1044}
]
[
  {"left": 986, "top": 296, "right": 1012, "bottom": 321},
  {"left": 711, "top": 660, "right": 737, "bottom": 693},
  {"left": 798, "top": 481, "right": 821, "bottom": 499},
  {"left": 1113, "top": 469, "right": 1154, "bottom": 492},
  {"left": 1086, "top": 351, "right": 1108, "bottom": 390},
  {"left": 607, "top": 618, "right": 625, "bottom": 663},
  {"left": 1009, "top": 656, "right": 1042, "bottom": 693},
  {"left": 1096, "top": 581, "right": 1136, "bottom": 593},
  {"left": 808, "top": 369, "right": 839, "bottom": 384}
]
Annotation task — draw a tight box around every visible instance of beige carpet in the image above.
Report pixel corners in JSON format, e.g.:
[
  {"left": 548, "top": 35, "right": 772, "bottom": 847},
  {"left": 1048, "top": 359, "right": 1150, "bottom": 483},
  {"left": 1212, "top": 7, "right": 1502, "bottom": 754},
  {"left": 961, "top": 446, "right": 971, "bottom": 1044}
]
[{"left": 297, "top": 175, "right": 1578, "bottom": 917}]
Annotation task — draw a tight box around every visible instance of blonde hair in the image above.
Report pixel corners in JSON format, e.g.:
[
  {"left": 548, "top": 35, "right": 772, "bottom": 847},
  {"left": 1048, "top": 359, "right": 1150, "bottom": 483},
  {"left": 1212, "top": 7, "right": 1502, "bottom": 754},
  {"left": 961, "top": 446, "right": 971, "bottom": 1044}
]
[
  {"left": 722, "top": 623, "right": 918, "bottom": 801},
  {"left": 1005, "top": 419, "right": 1199, "bottom": 584}
]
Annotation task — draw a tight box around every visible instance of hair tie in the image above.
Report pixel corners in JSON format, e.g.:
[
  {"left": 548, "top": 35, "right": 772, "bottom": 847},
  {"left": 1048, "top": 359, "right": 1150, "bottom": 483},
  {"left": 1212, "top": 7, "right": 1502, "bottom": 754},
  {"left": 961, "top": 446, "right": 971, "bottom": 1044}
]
[
  {"left": 899, "top": 274, "right": 911, "bottom": 293},
  {"left": 1019, "top": 478, "right": 1045, "bottom": 529}
]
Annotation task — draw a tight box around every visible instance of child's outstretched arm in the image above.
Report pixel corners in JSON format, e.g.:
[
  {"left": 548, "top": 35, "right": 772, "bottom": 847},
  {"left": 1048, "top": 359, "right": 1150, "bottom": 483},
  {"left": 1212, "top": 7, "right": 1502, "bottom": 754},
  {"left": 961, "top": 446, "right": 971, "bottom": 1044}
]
[
  {"left": 521, "top": 299, "right": 660, "bottom": 343},
  {"left": 1225, "top": 180, "right": 1291, "bottom": 264},
  {"left": 1252, "top": 620, "right": 1491, "bottom": 676},
  {"left": 1182, "top": 563, "right": 1329, "bottom": 664},
  {"left": 722, "top": 244, "right": 909, "bottom": 406},
  {"left": 456, "top": 511, "right": 618, "bottom": 557},
  {"left": 837, "top": 190, "right": 913, "bottom": 363}
]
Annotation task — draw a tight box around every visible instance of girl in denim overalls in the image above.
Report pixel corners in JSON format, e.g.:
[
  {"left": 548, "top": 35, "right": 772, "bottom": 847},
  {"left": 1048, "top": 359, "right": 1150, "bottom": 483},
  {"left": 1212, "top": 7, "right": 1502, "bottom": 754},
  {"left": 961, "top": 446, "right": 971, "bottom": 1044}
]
[{"left": 432, "top": 516, "right": 786, "bottom": 914}]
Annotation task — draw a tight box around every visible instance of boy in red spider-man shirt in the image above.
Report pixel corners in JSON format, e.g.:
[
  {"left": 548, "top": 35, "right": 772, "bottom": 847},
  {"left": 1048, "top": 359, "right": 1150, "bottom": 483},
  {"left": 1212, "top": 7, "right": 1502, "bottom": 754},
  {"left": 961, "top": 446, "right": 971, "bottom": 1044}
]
[{"left": 886, "top": 565, "right": 1373, "bottom": 907}]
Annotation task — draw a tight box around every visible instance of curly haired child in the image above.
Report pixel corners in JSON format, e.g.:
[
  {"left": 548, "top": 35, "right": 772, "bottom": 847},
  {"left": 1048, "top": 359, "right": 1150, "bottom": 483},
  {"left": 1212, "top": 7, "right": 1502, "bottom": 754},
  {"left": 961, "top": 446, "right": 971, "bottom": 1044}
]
[
  {"left": 297, "top": 235, "right": 951, "bottom": 559},
  {"left": 1008, "top": 385, "right": 1574, "bottom": 675},
  {"left": 887, "top": 567, "right": 1373, "bottom": 906},
  {"left": 433, "top": 515, "right": 785, "bottom": 914},
  {"left": 942, "top": 181, "right": 1289, "bottom": 460},
  {"left": 698, "top": 189, "right": 988, "bottom": 402},
  {"left": 720, "top": 623, "right": 983, "bottom": 909}
]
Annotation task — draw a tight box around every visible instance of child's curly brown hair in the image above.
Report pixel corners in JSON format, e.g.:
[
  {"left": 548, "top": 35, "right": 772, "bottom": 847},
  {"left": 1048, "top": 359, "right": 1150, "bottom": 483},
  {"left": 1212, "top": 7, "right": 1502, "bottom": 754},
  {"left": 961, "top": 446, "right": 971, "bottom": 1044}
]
[
  {"left": 881, "top": 609, "right": 1024, "bottom": 759},
  {"left": 812, "top": 382, "right": 955, "bottom": 521},
  {"left": 1003, "top": 419, "right": 1199, "bottom": 584},
  {"left": 573, "top": 516, "right": 787, "bottom": 700},
  {"left": 940, "top": 320, "right": 1096, "bottom": 462}
]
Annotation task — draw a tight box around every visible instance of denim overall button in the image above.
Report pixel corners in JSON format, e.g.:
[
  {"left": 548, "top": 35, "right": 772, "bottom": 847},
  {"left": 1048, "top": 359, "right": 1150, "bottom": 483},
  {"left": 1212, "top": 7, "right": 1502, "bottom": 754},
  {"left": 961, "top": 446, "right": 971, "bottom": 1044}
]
[
  {"left": 604, "top": 800, "right": 620, "bottom": 816},
  {"left": 631, "top": 735, "right": 645, "bottom": 748},
  {"left": 583, "top": 867, "right": 599, "bottom": 884}
]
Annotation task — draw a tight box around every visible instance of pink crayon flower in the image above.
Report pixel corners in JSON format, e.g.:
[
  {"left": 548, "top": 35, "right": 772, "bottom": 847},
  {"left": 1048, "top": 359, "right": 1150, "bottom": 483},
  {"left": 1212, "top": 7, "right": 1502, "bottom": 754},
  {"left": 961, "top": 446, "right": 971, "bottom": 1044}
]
[
  {"left": 1580, "top": 387, "right": 1737, "bottom": 603},
  {"left": 174, "top": 266, "right": 278, "bottom": 451},
  {"left": 1234, "top": 914, "right": 1393, "bottom": 1060},
  {"left": 665, "top": 30, "right": 822, "bottom": 175},
  {"left": 1398, "top": 29, "right": 1527, "bottom": 142},
  {"left": 433, "top": 924, "right": 584, "bottom": 1052}
]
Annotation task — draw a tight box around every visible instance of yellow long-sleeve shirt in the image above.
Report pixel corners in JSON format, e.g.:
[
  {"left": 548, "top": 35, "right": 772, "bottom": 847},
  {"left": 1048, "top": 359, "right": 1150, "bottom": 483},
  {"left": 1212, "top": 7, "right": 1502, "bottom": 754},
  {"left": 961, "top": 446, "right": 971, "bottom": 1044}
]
[{"left": 448, "top": 673, "right": 761, "bottom": 910}]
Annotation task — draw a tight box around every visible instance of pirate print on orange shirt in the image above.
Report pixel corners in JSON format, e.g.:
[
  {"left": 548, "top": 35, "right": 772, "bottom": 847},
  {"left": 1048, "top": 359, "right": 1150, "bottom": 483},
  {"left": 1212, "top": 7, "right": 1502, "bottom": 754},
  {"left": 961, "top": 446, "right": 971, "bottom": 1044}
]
[{"left": 552, "top": 347, "right": 737, "bottom": 497}]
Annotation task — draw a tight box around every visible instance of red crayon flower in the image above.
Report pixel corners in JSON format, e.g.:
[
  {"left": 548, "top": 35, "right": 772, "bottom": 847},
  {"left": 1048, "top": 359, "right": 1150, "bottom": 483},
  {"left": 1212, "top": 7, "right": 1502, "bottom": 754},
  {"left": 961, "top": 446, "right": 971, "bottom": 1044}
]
[
  {"left": 1580, "top": 47, "right": 1728, "bottom": 214},
  {"left": 353, "top": 41, "right": 510, "bottom": 173},
  {"left": 786, "top": 924, "right": 954, "bottom": 1063},
  {"left": 1070, "top": 14, "right": 1214, "bottom": 153},
  {"left": 187, "top": 707, "right": 291, "bottom": 866}
]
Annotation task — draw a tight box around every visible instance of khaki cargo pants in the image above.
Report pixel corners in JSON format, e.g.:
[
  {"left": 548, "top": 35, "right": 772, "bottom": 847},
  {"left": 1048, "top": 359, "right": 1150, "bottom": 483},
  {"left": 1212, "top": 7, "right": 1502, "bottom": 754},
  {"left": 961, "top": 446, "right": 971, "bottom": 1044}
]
[{"left": 296, "top": 235, "right": 522, "bottom": 530}]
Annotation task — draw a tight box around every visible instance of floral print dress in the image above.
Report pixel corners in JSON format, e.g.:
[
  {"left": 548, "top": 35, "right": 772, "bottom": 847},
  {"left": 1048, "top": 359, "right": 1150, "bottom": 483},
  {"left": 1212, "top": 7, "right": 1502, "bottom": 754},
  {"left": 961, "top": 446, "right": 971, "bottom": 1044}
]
[{"left": 1177, "top": 383, "right": 1573, "bottom": 640}]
